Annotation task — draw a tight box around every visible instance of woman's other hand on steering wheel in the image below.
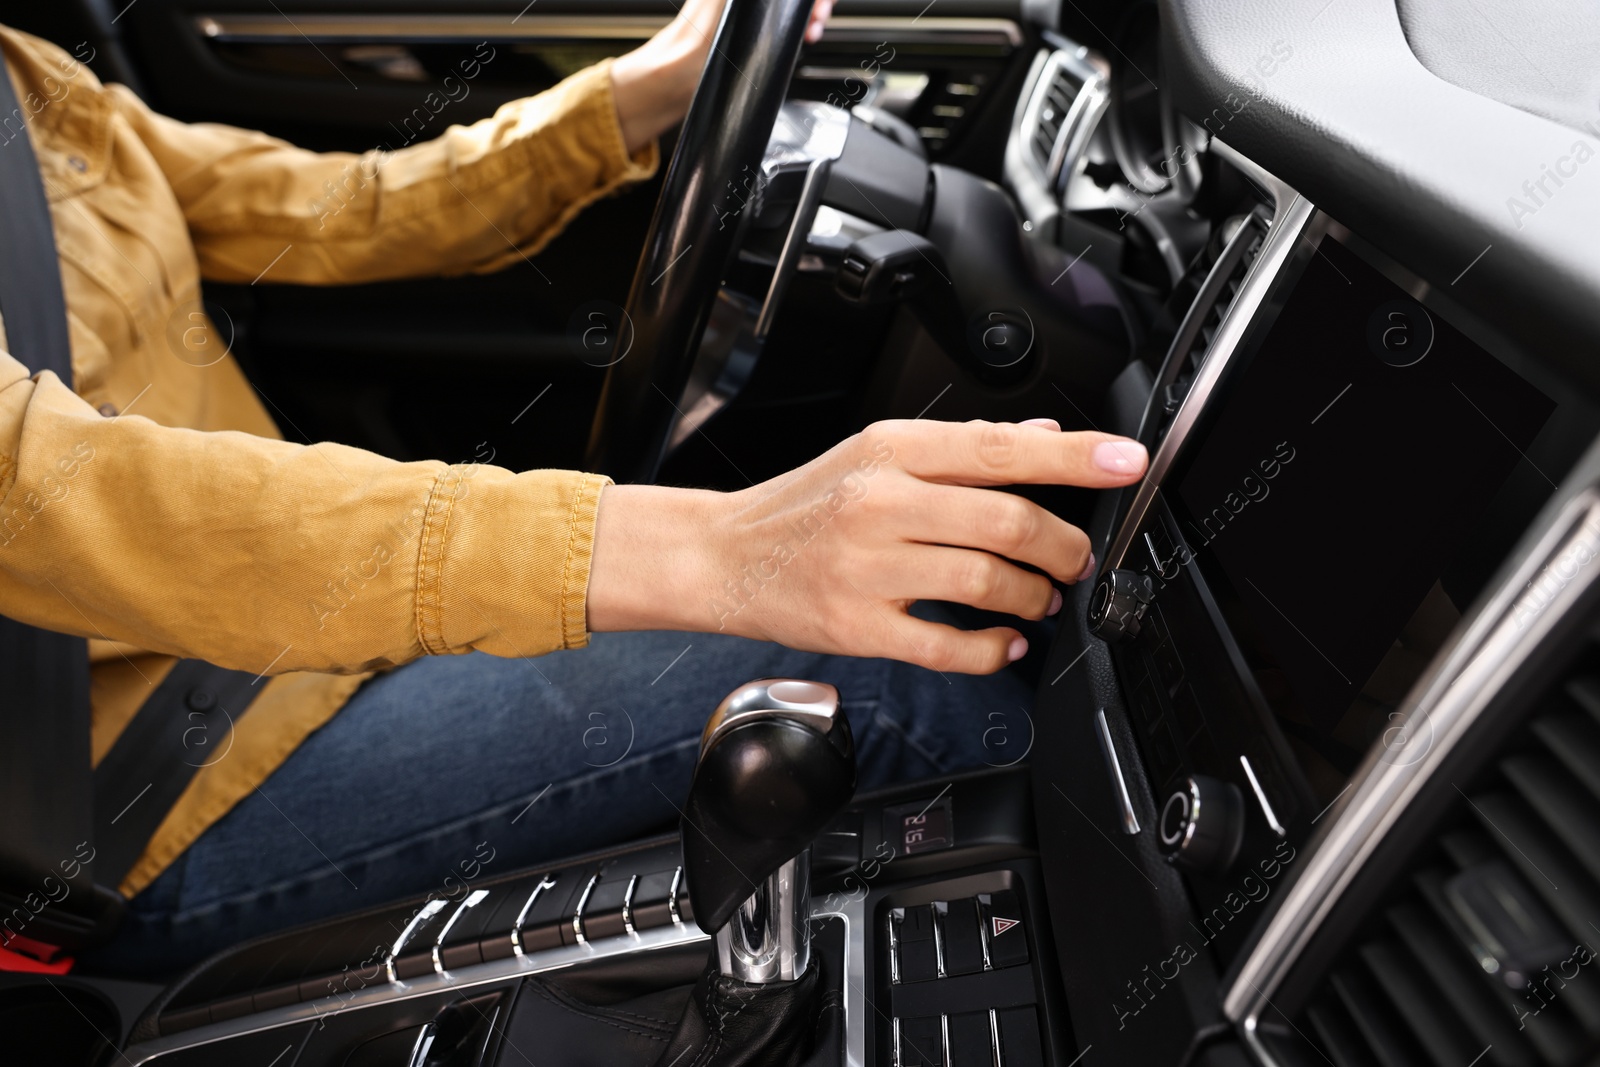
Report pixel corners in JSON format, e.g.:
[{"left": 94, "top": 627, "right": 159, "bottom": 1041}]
[
  {"left": 612, "top": 0, "right": 834, "bottom": 154},
  {"left": 587, "top": 420, "right": 1149, "bottom": 675}
]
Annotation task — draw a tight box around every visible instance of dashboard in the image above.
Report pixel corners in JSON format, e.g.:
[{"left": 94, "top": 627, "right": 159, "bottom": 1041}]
[{"left": 1006, "top": 3, "right": 1600, "bottom": 1065}]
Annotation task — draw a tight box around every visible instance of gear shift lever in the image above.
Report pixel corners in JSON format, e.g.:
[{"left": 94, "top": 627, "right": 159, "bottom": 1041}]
[{"left": 680, "top": 679, "right": 857, "bottom": 983}]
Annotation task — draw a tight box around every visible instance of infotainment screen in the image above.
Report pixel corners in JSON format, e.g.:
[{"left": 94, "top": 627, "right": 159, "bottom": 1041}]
[{"left": 1167, "top": 228, "right": 1558, "bottom": 801}]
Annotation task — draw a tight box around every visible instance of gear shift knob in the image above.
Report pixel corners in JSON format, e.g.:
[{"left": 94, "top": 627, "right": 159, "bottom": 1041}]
[{"left": 680, "top": 679, "right": 856, "bottom": 983}]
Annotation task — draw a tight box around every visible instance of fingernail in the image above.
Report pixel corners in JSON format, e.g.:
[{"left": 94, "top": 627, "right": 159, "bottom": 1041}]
[
  {"left": 1092, "top": 440, "right": 1147, "bottom": 474},
  {"left": 1007, "top": 635, "right": 1028, "bottom": 662},
  {"left": 1047, "top": 588, "right": 1063, "bottom": 616},
  {"left": 1021, "top": 417, "right": 1061, "bottom": 430},
  {"left": 1076, "top": 551, "right": 1096, "bottom": 583}
]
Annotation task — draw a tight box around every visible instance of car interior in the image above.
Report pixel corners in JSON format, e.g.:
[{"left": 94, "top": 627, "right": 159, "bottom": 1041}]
[{"left": 4, "top": 0, "right": 1600, "bottom": 1065}]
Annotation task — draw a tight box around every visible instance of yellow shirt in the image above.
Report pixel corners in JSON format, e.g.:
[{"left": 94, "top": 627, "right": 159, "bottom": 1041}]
[{"left": 0, "top": 27, "right": 656, "bottom": 897}]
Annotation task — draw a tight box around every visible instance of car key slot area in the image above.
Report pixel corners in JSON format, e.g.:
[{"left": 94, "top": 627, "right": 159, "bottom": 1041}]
[{"left": 878, "top": 871, "right": 1048, "bottom": 1067}]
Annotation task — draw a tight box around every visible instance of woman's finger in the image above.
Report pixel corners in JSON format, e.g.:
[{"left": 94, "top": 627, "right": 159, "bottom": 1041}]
[
  {"left": 888, "top": 483, "right": 1093, "bottom": 585},
  {"left": 866, "top": 611, "right": 1025, "bottom": 675},
  {"left": 875, "top": 419, "right": 1148, "bottom": 488},
  {"left": 882, "top": 544, "right": 1056, "bottom": 621}
]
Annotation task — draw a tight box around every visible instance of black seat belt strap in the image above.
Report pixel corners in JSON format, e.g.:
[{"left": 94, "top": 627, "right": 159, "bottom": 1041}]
[
  {"left": 0, "top": 45, "right": 261, "bottom": 947},
  {"left": 0, "top": 41, "right": 116, "bottom": 950}
]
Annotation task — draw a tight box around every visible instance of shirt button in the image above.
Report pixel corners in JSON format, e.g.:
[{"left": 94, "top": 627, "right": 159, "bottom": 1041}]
[
  {"left": 68, "top": 156, "right": 87, "bottom": 173},
  {"left": 97, "top": 402, "right": 117, "bottom": 417}
]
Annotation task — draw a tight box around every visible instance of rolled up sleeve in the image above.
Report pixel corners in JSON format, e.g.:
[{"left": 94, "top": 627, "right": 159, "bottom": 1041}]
[
  {"left": 111, "top": 58, "right": 658, "bottom": 285},
  {"left": 0, "top": 353, "right": 610, "bottom": 675}
]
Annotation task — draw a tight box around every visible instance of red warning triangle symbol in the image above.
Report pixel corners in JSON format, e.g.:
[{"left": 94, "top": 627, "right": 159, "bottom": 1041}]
[{"left": 991, "top": 916, "right": 1020, "bottom": 937}]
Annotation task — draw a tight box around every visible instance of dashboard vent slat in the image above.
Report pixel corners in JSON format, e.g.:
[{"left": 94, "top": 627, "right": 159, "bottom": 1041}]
[
  {"left": 1285, "top": 648, "right": 1600, "bottom": 1065},
  {"left": 1330, "top": 965, "right": 1430, "bottom": 1067},
  {"left": 1502, "top": 752, "right": 1600, "bottom": 885},
  {"left": 1362, "top": 940, "right": 1481, "bottom": 1066},
  {"left": 1387, "top": 897, "right": 1537, "bottom": 1066}
]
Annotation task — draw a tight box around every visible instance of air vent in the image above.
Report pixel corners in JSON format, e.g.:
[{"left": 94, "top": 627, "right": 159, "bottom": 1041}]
[
  {"left": 1148, "top": 216, "right": 1267, "bottom": 445},
  {"left": 1030, "top": 62, "right": 1080, "bottom": 172},
  {"left": 1288, "top": 645, "right": 1600, "bottom": 1066}
]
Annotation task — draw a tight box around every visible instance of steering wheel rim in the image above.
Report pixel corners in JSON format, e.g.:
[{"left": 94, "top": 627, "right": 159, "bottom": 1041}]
[{"left": 583, "top": 0, "right": 815, "bottom": 484}]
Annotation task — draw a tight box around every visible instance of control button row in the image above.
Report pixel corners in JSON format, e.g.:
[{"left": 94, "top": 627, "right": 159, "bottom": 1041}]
[
  {"left": 894, "top": 1006, "right": 1044, "bottom": 1067},
  {"left": 889, "top": 892, "right": 1028, "bottom": 985}
]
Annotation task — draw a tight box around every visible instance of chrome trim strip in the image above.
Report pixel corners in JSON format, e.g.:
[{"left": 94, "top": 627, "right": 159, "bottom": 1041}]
[
  {"left": 940, "top": 1014, "right": 953, "bottom": 1067},
  {"left": 668, "top": 866, "right": 685, "bottom": 925},
  {"left": 988, "top": 1007, "right": 1003, "bottom": 1067},
  {"left": 1239, "top": 756, "right": 1286, "bottom": 839},
  {"left": 887, "top": 908, "right": 902, "bottom": 983},
  {"left": 932, "top": 902, "right": 947, "bottom": 978},
  {"left": 384, "top": 898, "right": 446, "bottom": 983},
  {"left": 126, "top": 920, "right": 712, "bottom": 1066},
  {"left": 1103, "top": 149, "right": 1313, "bottom": 571},
  {"left": 621, "top": 874, "right": 639, "bottom": 935},
  {"left": 1094, "top": 708, "right": 1143, "bottom": 835},
  {"left": 892, "top": 1017, "right": 904, "bottom": 1067},
  {"left": 1224, "top": 488, "right": 1600, "bottom": 1026},
  {"left": 755, "top": 157, "right": 831, "bottom": 340},
  {"left": 509, "top": 875, "right": 557, "bottom": 956},
  {"left": 806, "top": 896, "right": 868, "bottom": 1067},
  {"left": 572, "top": 872, "right": 600, "bottom": 945},
  {"left": 128, "top": 881, "right": 866, "bottom": 1067},
  {"left": 432, "top": 889, "right": 489, "bottom": 975},
  {"left": 194, "top": 13, "right": 1019, "bottom": 47}
]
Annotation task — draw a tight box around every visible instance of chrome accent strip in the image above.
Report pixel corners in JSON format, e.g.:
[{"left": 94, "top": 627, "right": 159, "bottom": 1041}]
[
  {"left": 892, "top": 1017, "right": 904, "bottom": 1067},
  {"left": 194, "top": 13, "right": 1019, "bottom": 47},
  {"left": 821, "top": 16, "right": 1021, "bottom": 46},
  {"left": 887, "top": 908, "right": 902, "bottom": 984},
  {"left": 1239, "top": 756, "right": 1286, "bottom": 838},
  {"left": 977, "top": 894, "right": 994, "bottom": 971},
  {"left": 940, "top": 1015, "right": 953, "bottom": 1067},
  {"left": 510, "top": 875, "right": 557, "bottom": 956},
  {"left": 668, "top": 866, "right": 684, "bottom": 925},
  {"left": 621, "top": 874, "right": 640, "bottom": 936},
  {"left": 1225, "top": 488, "right": 1600, "bottom": 1026},
  {"left": 432, "top": 889, "right": 489, "bottom": 975},
  {"left": 806, "top": 896, "right": 867, "bottom": 1067},
  {"left": 196, "top": 14, "right": 672, "bottom": 40},
  {"left": 406, "top": 1023, "right": 436, "bottom": 1067},
  {"left": 988, "top": 1007, "right": 1003, "bottom": 1067},
  {"left": 1103, "top": 151, "right": 1313, "bottom": 571},
  {"left": 1094, "top": 708, "right": 1143, "bottom": 835},
  {"left": 572, "top": 872, "right": 600, "bottom": 945},
  {"left": 754, "top": 157, "right": 831, "bottom": 340},
  {"left": 384, "top": 898, "right": 446, "bottom": 983},
  {"left": 133, "top": 894, "right": 868, "bottom": 1067},
  {"left": 932, "top": 901, "right": 947, "bottom": 978},
  {"left": 125, "top": 920, "right": 712, "bottom": 1066}
]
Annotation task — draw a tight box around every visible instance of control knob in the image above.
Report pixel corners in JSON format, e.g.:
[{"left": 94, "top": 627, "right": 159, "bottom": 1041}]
[
  {"left": 1087, "top": 569, "right": 1154, "bottom": 643},
  {"left": 1158, "top": 774, "right": 1244, "bottom": 876}
]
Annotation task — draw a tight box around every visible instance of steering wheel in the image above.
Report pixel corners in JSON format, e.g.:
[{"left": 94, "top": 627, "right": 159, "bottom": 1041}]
[{"left": 583, "top": 0, "right": 814, "bottom": 484}]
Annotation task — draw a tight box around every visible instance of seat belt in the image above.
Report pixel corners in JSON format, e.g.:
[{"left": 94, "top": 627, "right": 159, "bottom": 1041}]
[{"left": 0, "top": 45, "right": 259, "bottom": 956}]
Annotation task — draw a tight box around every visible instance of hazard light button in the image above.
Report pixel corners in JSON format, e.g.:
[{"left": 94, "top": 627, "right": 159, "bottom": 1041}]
[{"left": 981, "top": 890, "right": 1029, "bottom": 969}]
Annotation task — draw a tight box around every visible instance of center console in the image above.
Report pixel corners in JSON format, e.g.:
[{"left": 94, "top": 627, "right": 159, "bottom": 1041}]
[{"left": 120, "top": 708, "right": 1068, "bottom": 1067}]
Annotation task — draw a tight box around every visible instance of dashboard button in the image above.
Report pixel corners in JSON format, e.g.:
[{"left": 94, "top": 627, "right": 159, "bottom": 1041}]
[
  {"left": 897, "top": 906, "right": 940, "bottom": 983},
  {"left": 996, "top": 1007, "right": 1045, "bottom": 1067},
  {"left": 898, "top": 1016, "right": 945, "bottom": 1067},
  {"left": 947, "top": 1011, "right": 992, "bottom": 1067},
  {"left": 941, "top": 898, "right": 984, "bottom": 976},
  {"left": 981, "top": 892, "right": 1029, "bottom": 969}
]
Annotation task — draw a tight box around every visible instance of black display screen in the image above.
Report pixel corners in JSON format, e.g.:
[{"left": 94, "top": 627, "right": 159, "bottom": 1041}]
[{"left": 1169, "top": 231, "right": 1556, "bottom": 799}]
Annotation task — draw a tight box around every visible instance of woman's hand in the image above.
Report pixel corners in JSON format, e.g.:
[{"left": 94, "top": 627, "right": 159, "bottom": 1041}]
[
  {"left": 612, "top": 0, "right": 834, "bottom": 154},
  {"left": 587, "top": 419, "right": 1149, "bottom": 674}
]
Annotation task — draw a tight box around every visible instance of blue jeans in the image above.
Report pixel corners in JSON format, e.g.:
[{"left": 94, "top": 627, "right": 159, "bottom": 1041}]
[{"left": 89, "top": 629, "right": 1032, "bottom": 975}]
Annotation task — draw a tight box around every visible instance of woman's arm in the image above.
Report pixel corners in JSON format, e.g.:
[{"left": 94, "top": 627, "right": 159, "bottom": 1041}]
[{"left": 118, "top": 0, "right": 829, "bottom": 286}]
